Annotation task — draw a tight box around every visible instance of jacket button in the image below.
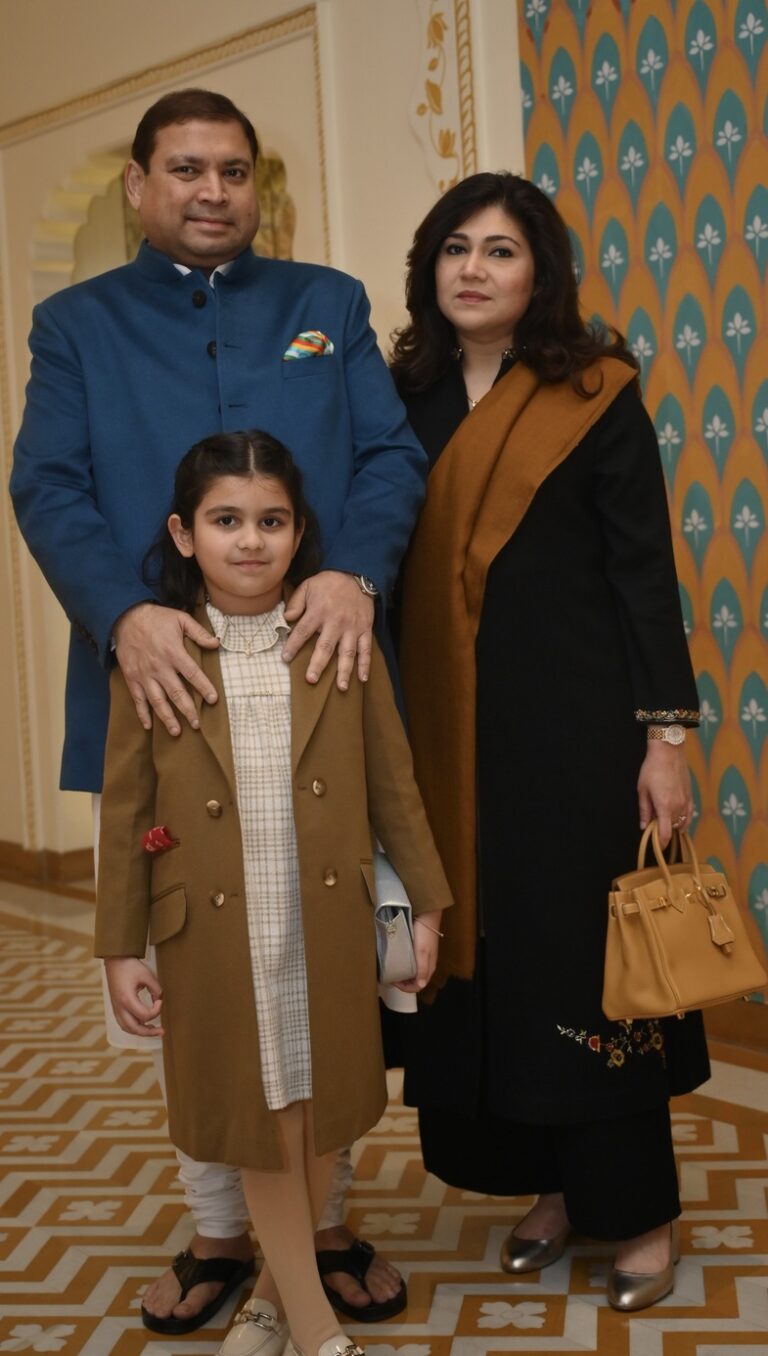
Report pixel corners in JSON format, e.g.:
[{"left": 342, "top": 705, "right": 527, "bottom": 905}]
[
  {"left": 210, "top": 891, "right": 225, "bottom": 908},
  {"left": 192, "top": 289, "right": 207, "bottom": 308},
  {"left": 312, "top": 778, "right": 327, "bottom": 797},
  {"left": 206, "top": 799, "right": 223, "bottom": 818},
  {"left": 207, "top": 340, "right": 217, "bottom": 358},
  {"left": 323, "top": 869, "right": 338, "bottom": 888}
]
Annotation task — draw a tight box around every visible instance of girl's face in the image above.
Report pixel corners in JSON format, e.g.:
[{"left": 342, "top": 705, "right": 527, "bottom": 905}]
[
  {"left": 168, "top": 473, "right": 304, "bottom": 615},
  {"left": 434, "top": 204, "right": 536, "bottom": 349}
]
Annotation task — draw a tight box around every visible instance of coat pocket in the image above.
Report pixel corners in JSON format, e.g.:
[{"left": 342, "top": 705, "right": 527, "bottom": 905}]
[{"left": 149, "top": 885, "right": 187, "bottom": 945}]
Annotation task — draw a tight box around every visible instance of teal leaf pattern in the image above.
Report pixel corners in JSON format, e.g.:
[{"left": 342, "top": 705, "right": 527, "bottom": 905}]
[
  {"left": 739, "top": 672, "right": 768, "bottom": 766},
  {"left": 549, "top": 47, "right": 577, "bottom": 132},
  {"left": 686, "top": 2, "right": 717, "bottom": 91},
  {"left": 719, "top": 765, "right": 751, "bottom": 845},
  {"left": 617, "top": 120, "right": 649, "bottom": 209},
  {"left": 637, "top": 17, "right": 669, "bottom": 107},
  {"left": 682, "top": 481, "right": 713, "bottom": 571},
  {"left": 749, "top": 864, "right": 768, "bottom": 947},
  {"left": 645, "top": 203, "right": 677, "bottom": 302},
  {"left": 744, "top": 185, "right": 768, "bottom": 278},
  {"left": 714, "top": 90, "right": 747, "bottom": 186},
  {"left": 591, "top": 34, "right": 621, "bottom": 122},
  {"left": 731, "top": 478, "right": 764, "bottom": 571},
  {"left": 655, "top": 393, "right": 686, "bottom": 488},
  {"left": 702, "top": 386, "right": 734, "bottom": 477},
  {"left": 573, "top": 132, "right": 603, "bottom": 222},
  {"left": 710, "top": 579, "right": 743, "bottom": 662},
  {"left": 722, "top": 284, "right": 756, "bottom": 375},
  {"left": 762, "top": 586, "right": 768, "bottom": 642},
  {"left": 600, "top": 219, "right": 629, "bottom": 304},
  {"left": 524, "top": 0, "right": 551, "bottom": 52},
  {"left": 520, "top": 63, "right": 534, "bottom": 139},
  {"left": 627, "top": 307, "right": 657, "bottom": 386},
  {"left": 532, "top": 143, "right": 560, "bottom": 198},
  {"left": 666, "top": 104, "right": 697, "bottom": 193},
  {"left": 752, "top": 380, "right": 768, "bottom": 461},
  {"left": 735, "top": 0, "right": 767, "bottom": 80},
  {"left": 674, "top": 294, "right": 706, "bottom": 385},
  {"left": 696, "top": 671, "right": 722, "bottom": 760},
  {"left": 695, "top": 194, "right": 726, "bottom": 284}
]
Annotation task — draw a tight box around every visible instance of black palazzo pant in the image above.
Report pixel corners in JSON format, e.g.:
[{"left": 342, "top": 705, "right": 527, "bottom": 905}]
[{"left": 399, "top": 374, "right": 711, "bottom": 1242}]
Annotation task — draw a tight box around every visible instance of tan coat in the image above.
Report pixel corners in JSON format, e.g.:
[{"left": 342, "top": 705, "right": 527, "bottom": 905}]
[{"left": 95, "top": 607, "right": 452, "bottom": 1169}]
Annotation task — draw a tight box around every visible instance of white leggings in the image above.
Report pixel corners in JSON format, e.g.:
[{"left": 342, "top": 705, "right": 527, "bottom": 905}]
[{"left": 94, "top": 794, "right": 352, "bottom": 1237}]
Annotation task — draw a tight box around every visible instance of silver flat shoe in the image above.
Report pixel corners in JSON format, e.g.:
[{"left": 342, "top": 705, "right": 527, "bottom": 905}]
[
  {"left": 500, "top": 1225, "right": 570, "bottom": 1274},
  {"left": 607, "top": 1224, "right": 680, "bottom": 1312},
  {"left": 217, "top": 1299, "right": 289, "bottom": 1356}
]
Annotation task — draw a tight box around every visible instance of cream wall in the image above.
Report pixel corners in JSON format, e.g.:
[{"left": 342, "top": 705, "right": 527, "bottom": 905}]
[{"left": 0, "top": 0, "right": 523, "bottom": 857}]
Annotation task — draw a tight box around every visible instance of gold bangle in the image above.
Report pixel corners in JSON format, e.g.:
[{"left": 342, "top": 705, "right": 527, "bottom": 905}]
[{"left": 415, "top": 918, "right": 444, "bottom": 937}]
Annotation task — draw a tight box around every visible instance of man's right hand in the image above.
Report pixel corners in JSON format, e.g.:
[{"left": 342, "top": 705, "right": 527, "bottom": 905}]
[{"left": 113, "top": 602, "right": 219, "bottom": 735}]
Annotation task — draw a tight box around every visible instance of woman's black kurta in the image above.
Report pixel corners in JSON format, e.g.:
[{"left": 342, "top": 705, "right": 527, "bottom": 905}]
[{"left": 400, "top": 362, "right": 710, "bottom": 1136}]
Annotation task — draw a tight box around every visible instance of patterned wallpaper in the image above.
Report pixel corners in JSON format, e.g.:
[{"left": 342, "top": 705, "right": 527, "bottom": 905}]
[{"left": 516, "top": 0, "right": 768, "bottom": 962}]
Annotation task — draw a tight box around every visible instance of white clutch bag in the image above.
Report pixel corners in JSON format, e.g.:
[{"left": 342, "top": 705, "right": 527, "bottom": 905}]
[{"left": 374, "top": 851, "right": 417, "bottom": 985}]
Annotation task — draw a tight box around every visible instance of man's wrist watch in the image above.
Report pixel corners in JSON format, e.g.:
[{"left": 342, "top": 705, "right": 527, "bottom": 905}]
[
  {"left": 647, "top": 723, "right": 686, "bottom": 746},
  {"left": 352, "top": 574, "right": 380, "bottom": 598}
]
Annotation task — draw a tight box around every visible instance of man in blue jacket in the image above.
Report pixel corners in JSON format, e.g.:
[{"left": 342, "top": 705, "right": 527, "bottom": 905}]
[{"left": 11, "top": 88, "right": 425, "bottom": 1337}]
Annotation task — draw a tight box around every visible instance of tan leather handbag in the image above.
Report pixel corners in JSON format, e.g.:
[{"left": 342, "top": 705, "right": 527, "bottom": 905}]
[{"left": 603, "top": 821, "right": 767, "bottom": 1020}]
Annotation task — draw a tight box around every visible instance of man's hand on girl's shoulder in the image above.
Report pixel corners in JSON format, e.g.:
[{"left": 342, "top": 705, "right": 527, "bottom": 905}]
[{"left": 114, "top": 602, "right": 219, "bottom": 735}]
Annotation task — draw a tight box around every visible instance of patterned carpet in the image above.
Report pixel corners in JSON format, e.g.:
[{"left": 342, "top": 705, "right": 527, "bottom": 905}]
[{"left": 1, "top": 883, "right": 768, "bottom": 1355}]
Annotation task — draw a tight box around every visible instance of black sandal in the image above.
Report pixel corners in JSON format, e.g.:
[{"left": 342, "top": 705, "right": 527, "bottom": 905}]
[
  {"left": 141, "top": 1249, "right": 255, "bottom": 1334},
  {"left": 317, "top": 1238, "right": 407, "bottom": 1322}
]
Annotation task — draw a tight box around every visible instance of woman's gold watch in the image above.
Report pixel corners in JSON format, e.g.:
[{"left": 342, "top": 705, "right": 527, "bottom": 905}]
[{"left": 647, "top": 723, "right": 686, "bottom": 745}]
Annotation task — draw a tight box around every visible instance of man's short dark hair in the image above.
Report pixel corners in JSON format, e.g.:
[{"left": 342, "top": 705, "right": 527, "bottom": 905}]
[{"left": 131, "top": 88, "right": 259, "bottom": 170}]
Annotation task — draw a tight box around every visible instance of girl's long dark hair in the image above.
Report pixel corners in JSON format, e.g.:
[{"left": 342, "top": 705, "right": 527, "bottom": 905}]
[
  {"left": 390, "top": 172, "right": 636, "bottom": 397},
  {"left": 146, "top": 430, "right": 322, "bottom": 613}
]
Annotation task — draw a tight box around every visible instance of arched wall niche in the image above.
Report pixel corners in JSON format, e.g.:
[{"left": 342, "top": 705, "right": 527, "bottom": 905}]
[{"left": 32, "top": 142, "right": 297, "bottom": 302}]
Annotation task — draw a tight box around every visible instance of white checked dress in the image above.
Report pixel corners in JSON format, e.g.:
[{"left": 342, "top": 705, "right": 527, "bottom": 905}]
[{"left": 206, "top": 600, "right": 311, "bottom": 1109}]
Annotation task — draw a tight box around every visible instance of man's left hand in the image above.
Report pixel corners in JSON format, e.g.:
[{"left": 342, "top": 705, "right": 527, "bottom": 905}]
[{"left": 282, "top": 570, "right": 374, "bottom": 690}]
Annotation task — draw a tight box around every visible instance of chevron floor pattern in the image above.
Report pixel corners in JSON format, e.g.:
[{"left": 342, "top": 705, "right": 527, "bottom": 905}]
[{"left": 0, "top": 881, "right": 767, "bottom": 1355}]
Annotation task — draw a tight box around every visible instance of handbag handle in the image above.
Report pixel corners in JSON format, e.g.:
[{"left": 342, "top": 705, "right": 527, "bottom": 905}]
[{"left": 636, "top": 819, "right": 703, "bottom": 884}]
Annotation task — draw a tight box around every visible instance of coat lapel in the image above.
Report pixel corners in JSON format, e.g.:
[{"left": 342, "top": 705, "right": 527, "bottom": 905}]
[
  {"left": 290, "top": 642, "right": 337, "bottom": 772},
  {"left": 191, "top": 602, "right": 238, "bottom": 796}
]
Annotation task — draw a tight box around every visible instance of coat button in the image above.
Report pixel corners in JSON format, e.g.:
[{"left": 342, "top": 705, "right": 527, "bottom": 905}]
[
  {"left": 210, "top": 891, "right": 225, "bottom": 908},
  {"left": 206, "top": 799, "right": 223, "bottom": 818},
  {"left": 207, "top": 340, "right": 217, "bottom": 358},
  {"left": 312, "top": 778, "right": 327, "bottom": 797},
  {"left": 323, "top": 869, "right": 338, "bottom": 887},
  {"left": 192, "top": 289, "right": 207, "bottom": 308}
]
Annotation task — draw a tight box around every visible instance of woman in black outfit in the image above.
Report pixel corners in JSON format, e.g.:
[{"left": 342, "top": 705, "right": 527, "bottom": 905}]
[{"left": 392, "top": 173, "right": 710, "bottom": 1312}]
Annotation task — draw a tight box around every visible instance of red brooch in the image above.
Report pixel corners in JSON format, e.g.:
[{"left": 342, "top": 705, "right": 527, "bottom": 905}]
[{"left": 142, "top": 825, "right": 179, "bottom": 854}]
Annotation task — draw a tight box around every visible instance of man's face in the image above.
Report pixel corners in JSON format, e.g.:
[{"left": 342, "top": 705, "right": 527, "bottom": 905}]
[{"left": 124, "top": 118, "right": 260, "bottom": 270}]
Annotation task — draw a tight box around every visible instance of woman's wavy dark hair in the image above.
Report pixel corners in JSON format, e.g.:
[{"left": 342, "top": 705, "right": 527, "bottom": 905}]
[
  {"left": 390, "top": 172, "right": 636, "bottom": 397},
  {"left": 146, "top": 430, "right": 322, "bottom": 614}
]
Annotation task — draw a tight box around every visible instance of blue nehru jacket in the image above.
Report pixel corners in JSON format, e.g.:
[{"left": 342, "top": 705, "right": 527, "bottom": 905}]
[{"left": 11, "top": 242, "right": 427, "bottom": 792}]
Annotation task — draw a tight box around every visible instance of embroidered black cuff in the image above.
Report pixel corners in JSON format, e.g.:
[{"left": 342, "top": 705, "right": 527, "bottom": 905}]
[{"left": 634, "top": 708, "right": 700, "bottom": 726}]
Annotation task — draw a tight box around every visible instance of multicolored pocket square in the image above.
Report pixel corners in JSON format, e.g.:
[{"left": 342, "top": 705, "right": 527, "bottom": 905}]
[
  {"left": 283, "top": 330, "right": 335, "bottom": 360},
  {"left": 142, "top": 825, "right": 179, "bottom": 854}
]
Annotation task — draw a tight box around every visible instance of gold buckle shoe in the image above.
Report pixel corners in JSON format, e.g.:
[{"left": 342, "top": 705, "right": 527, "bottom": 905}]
[
  {"left": 500, "top": 1225, "right": 570, "bottom": 1274},
  {"left": 607, "top": 1223, "right": 680, "bottom": 1312},
  {"left": 217, "top": 1299, "right": 289, "bottom": 1356}
]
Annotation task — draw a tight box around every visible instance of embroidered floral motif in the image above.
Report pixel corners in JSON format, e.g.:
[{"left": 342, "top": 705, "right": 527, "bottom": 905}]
[
  {"left": 556, "top": 1019, "right": 666, "bottom": 1069},
  {"left": 634, "top": 708, "right": 700, "bottom": 724}
]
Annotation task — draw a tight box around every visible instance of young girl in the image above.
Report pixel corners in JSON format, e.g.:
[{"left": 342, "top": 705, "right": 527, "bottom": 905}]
[{"left": 94, "top": 430, "right": 451, "bottom": 1356}]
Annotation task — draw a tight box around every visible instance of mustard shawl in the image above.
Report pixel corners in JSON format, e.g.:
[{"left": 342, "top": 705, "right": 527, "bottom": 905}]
[{"left": 399, "top": 357, "right": 636, "bottom": 990}]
